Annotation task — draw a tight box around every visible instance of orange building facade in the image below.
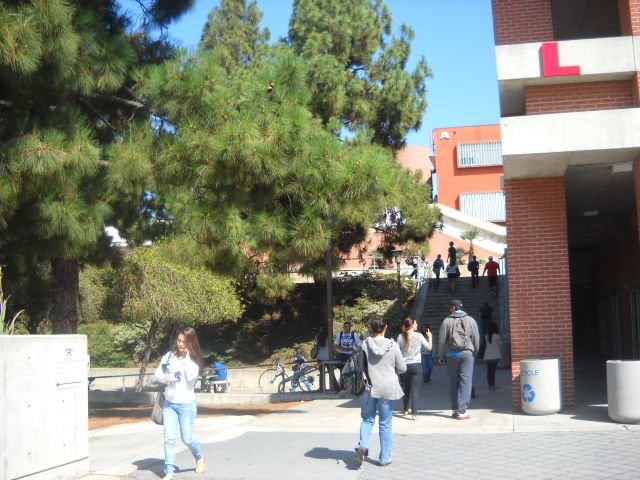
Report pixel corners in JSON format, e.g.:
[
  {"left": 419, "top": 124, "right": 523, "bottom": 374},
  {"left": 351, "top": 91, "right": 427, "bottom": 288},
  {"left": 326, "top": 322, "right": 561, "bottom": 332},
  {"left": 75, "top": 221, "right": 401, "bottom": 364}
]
[{"left": 432, "top": 125, "right": 505, "bottom": 225}]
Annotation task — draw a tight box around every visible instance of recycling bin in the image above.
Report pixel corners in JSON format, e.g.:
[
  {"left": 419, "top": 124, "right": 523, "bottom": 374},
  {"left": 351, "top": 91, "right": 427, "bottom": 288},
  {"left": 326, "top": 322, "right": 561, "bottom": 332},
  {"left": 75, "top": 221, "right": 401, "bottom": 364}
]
[
  {"left": 607, "top": 360, "right": 640, "bottom": 424},
  {"left": 520, "top": 358, "right": 562, "bottom": 415}
]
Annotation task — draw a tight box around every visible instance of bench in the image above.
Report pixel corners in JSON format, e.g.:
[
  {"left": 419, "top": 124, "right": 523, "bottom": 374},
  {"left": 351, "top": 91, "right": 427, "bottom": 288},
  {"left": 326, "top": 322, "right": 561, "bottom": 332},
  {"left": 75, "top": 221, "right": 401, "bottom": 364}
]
[
  {"left": 199, "top": 375, "right": 231, "bottom": 393},
  {"left": 210, "top": 379, "right": 231, "bottom": 393}
]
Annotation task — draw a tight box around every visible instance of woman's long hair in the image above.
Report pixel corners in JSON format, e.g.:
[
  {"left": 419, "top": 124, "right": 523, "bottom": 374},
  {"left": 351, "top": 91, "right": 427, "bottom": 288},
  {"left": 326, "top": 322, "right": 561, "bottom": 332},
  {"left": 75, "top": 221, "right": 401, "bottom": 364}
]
[
  {"left": 175, "top": 327, "right": 204, "bottom": 371},
  {"left": 400, "top": 317, "right": 414, "bottom": 350},
  {"left": 486, "top": 321, "right": 499, "bottom": 344}
]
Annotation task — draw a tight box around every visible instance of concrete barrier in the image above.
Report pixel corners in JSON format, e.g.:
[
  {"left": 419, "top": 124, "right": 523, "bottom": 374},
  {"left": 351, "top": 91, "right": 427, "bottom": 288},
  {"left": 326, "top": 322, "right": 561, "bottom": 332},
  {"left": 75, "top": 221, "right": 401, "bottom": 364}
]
[{"left": 1, "top": 335, "right": 89, "bottom": 480}]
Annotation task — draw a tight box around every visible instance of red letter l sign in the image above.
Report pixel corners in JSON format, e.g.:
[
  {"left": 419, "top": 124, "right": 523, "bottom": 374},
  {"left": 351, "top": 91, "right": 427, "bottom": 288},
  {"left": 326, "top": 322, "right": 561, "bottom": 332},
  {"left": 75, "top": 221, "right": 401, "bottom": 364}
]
[{"left": 541, "top": 42, "right": 580, "bottom": 77}]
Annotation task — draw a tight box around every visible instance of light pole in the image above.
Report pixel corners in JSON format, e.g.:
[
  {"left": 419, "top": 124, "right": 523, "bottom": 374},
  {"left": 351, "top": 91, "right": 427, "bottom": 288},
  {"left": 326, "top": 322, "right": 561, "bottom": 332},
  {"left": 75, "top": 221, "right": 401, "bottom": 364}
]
[{"left": 392, "top": 249, "right": 402, "bottom": 312}]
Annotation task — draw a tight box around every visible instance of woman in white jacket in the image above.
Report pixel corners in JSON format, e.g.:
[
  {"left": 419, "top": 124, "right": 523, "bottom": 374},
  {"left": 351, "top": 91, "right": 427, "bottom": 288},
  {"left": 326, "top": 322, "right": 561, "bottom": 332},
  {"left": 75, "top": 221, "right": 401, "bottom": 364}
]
[
  {"left": 154, "top": 327, "right": 207, "bottom": 479},
  {"left": 397, "top": 317, "right": 432, "bottom": 420}
]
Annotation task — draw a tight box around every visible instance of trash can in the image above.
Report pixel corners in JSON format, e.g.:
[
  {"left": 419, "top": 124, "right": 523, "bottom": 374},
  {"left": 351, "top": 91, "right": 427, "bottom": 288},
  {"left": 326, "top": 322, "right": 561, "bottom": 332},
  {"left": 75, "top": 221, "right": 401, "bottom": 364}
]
[
  {"left": 520, "top": 358, "right": 562, "bottom": 415},
  {"left": 606, "top": 360, "right": 640, "bottom": 424}
]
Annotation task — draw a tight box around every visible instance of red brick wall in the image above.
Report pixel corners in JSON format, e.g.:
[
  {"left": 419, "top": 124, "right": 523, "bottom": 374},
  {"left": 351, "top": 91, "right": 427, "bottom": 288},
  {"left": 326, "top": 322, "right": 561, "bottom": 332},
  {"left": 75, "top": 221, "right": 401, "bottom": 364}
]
[
  {"left": 505, "top": 177, "right": 575, "bottom": 410},
  {"left": 620, "top": 0, "right": 640, "bottom": 35},
  {"left": 492, "top": 0, "right": 554, "bottom": 45},
  {"left": 619, "top": 0, "right": 632, "bottom": 34},
  {"left": 525, "top": 81, "right": 635, "bottom": 115}
]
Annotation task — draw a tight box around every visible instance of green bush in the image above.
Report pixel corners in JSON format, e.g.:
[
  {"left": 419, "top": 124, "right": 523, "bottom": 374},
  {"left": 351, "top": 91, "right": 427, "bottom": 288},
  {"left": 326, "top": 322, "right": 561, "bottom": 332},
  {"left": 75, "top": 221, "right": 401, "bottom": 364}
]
[{"left": 79, "top": 320, "right": 130, "bottom": 367}]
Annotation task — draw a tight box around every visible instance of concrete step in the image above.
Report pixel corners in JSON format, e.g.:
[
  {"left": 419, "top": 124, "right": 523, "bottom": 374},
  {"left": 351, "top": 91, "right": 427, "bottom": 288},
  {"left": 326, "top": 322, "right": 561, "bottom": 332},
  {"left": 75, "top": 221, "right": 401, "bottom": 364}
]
[{"left": 419, "top": 276, "right": 500, "bottom": 340}]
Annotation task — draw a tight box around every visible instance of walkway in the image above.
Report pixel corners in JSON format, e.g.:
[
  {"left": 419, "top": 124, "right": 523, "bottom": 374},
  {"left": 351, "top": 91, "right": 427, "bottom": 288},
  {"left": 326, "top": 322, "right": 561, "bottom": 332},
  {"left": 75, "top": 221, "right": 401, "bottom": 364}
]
[{"left": 83, "top": 360, "right": 640, "bottom": 480}]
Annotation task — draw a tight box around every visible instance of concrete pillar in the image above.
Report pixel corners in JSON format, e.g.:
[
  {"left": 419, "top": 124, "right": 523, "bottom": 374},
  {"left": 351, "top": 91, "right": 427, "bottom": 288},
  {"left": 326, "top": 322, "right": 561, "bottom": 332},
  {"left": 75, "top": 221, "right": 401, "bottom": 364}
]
[{"left": 0, "top": 335, "right": 89, "bottom": 480}]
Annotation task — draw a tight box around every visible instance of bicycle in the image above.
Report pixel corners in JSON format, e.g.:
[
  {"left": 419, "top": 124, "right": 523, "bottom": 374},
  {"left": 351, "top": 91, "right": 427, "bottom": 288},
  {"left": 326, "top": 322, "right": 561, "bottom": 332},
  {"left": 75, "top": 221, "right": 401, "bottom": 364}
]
[{"left": 258, "top": 360, "right": 319, "bottom": 393}]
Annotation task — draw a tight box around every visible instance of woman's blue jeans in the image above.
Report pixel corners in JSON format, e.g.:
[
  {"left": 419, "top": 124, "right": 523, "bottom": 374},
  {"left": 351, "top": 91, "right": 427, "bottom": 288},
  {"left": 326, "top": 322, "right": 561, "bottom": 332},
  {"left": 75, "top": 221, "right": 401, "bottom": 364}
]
[
  {"left": 163, "top": 400, "right": 204, "bottom": 475},
  {"left": 421, "top": 353, "right": 433, "bottom": 382},
  {"left": 356, "top": 391, "right": 393, "bottom": 464}
]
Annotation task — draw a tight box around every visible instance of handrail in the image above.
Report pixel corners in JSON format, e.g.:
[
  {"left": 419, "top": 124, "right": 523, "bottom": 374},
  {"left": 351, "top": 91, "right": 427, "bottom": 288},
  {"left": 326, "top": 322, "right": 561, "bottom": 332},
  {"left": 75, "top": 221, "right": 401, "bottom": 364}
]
[{"left": 89, "top": 360, "right": 347, "bottom": 394}]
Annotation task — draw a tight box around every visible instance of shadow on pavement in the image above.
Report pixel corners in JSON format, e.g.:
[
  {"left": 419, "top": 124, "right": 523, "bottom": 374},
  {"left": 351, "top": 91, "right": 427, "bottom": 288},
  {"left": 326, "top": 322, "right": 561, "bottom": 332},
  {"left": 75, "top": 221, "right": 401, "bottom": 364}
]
[
  {"left": 304, "top": 446, "right": 355, "bottom": 470},
  {"left": 131, "top": 458, "right": 163, "bottom": 477}
]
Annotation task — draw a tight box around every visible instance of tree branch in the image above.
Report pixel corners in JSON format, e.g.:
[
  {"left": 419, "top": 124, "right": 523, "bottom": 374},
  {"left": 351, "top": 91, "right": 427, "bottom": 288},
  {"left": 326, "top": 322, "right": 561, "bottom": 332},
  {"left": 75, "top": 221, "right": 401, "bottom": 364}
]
[
  {"left": 87, "top": 93, "right": 149, "bottom": 111},
  {"left": 78, "top": 97, "right": 117, "bottom": 132}
]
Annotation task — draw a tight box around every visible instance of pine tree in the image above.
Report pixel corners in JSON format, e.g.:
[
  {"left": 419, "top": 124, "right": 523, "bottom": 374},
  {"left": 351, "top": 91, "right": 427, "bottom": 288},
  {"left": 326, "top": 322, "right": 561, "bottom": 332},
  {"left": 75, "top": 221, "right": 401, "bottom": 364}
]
[
  {"left": 0, "top": 0, "right": 193, "bottom": 333},
  {"left": 136, "top": 45, "right": 411, "bottom": 285},
  {"left": 288, "top": 0, "right": 431, "bottom": 150},
  {"left": 199, "top": 0, "right": 270, "bottom": 70}
]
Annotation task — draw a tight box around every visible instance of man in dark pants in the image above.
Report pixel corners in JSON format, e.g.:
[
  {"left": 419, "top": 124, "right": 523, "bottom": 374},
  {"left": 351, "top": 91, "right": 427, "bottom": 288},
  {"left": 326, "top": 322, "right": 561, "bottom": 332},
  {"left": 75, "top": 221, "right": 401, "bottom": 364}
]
[
  {"left": 438, "top": 299, "right": 479, "bottom": 420},
  {"left": 468, "top": 255, "right": 480, "bottom": 287},
  {"left": 483, "top": 255, "right": 500, "bottom": 296},
  {"left": 432, "top": 254, "right": 444, "bottom": 291}
]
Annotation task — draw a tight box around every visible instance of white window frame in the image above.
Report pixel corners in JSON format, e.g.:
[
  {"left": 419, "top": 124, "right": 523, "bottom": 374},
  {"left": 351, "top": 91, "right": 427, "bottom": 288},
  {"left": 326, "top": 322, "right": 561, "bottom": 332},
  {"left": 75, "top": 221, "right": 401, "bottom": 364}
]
[{"left": 457, "top": 141, "right": 503, "bottom": 168}]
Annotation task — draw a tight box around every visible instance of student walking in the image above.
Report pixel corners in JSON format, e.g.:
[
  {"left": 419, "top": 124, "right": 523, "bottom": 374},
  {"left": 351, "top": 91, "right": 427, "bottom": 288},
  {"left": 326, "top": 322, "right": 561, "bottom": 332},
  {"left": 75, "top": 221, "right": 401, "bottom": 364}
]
[
  {"left": 397, "top": 317, "right": 432, "bottom": 419},
  {"left": 483, "top": 321, "right": 502, "bottom": 389},
  {"left": 353, "top": 316, "right": 406, "bottom": 469},
  {"left": 483, "top": 256, "right": 501, "bottom": 296},
  {"left": 438, "top": 300, "right": 480, "bottom": 420},
  {"left": 446, "top": 261, "right": 460, "bottom": 295},
  {"left": 420, "top": 323, "right": 434, "bottom": 383},
  {"left": 154, "top": 327, "right": 207, "bottom": 479},
  {"left": 432, "top": 254, "right": 444, "bottom": 291}
]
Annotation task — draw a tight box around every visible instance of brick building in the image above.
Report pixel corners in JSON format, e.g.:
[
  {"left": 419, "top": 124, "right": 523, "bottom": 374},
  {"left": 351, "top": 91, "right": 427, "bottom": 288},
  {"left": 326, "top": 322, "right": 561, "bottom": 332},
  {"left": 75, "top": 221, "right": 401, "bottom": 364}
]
[{"left": 493, "top": 0, "right": 640, "bottom": 409}]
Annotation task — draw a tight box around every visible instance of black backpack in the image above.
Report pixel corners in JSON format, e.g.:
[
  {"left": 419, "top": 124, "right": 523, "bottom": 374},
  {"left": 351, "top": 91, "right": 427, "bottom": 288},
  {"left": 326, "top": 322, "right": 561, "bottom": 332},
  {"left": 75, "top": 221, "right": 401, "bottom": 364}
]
[{"left": 341, "top": 348, "right": 370, "bottom": 395}]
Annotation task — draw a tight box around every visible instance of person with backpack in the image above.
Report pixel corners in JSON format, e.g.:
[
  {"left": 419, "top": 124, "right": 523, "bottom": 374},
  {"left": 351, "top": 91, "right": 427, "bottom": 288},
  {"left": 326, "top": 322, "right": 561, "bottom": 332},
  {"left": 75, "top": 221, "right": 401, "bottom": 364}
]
[
  {"left": 437, "top": 299, "right": 480, "bottom": 421},
  {"left": 467, "top": 255, "right": 480, "bottom": 288},
  {"left": 353, "top": 316, "right": 406, "bottom": 469},
  {"left": 334, "top": 321, "right": 361, "bottom": 370},
  {"left": 432, "top": 254, "right": 444, "bottom": 291},
  {"left": 446, "top": 261, "right": 461, "bottom": 295}
]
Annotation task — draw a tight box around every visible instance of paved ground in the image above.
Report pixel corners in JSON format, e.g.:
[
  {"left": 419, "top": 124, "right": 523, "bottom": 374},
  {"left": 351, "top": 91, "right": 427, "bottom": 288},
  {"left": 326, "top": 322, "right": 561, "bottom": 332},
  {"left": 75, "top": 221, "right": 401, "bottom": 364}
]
[{"left": 83, "top": 363, "right": 640, "bottom": 480}]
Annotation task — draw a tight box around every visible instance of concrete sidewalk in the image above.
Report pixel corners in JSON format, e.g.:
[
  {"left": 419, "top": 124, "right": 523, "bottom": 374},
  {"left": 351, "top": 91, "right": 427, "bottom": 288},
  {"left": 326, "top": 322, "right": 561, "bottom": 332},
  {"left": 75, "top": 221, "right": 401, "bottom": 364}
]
[{"left": 83, "top": 363, "right": 640, "bottom": 480}]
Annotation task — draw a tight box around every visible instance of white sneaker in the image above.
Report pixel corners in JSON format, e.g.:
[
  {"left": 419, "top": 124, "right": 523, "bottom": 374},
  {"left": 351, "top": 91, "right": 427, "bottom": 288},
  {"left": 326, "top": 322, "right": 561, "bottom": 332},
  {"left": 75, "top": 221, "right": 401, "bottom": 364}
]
[{"left": 456, "top": 412, "right": 471, "bottom": 420}]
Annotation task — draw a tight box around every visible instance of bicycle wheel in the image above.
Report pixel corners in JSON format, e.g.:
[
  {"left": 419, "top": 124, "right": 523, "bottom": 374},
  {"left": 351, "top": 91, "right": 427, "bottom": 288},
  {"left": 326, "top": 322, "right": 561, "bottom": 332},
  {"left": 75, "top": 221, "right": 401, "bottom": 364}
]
[{"left": 258, "top": 368, "right": 280, "bottom": 393}]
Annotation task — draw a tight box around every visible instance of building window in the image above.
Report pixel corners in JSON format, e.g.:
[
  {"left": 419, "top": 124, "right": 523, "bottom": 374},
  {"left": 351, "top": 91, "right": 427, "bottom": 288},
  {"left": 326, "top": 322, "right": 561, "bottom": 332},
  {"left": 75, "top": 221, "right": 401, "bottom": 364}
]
[
  {"left": 457, "top": 141, "right": 503, "bottom": 168},
  {"left": 460, "top": 192, "right": 505, "bottom": 223},
  {"left": 551, "top": 0, "right": 620, "bottom": 40}
]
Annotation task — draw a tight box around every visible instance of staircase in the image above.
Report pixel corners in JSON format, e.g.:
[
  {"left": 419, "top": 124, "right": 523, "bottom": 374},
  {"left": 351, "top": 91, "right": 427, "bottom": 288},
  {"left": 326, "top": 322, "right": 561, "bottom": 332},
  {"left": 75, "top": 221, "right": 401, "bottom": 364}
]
[{"left": 417, "top": 275, "right": 500, "bottom": 350}]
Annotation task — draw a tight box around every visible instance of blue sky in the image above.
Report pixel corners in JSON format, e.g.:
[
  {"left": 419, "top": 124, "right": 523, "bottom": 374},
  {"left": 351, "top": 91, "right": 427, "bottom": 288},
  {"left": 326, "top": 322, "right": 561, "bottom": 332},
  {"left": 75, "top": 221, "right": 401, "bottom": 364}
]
[{"left": 147, "top": 0, "right": 501, "bottom": 149}]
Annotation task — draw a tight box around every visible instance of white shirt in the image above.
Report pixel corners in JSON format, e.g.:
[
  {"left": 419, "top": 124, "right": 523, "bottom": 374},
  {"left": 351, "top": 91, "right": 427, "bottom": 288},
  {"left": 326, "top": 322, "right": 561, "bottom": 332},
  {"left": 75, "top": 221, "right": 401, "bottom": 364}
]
[
  {"left": 154, "top": 351, "right": 201, "bottom": 403},
  {"left": 334, "top": 330, "right": 361, "bottom": 354}
]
